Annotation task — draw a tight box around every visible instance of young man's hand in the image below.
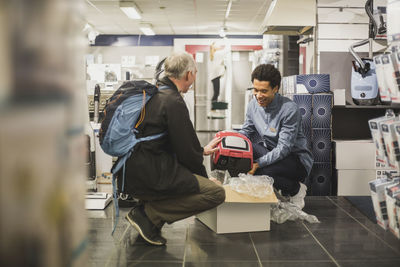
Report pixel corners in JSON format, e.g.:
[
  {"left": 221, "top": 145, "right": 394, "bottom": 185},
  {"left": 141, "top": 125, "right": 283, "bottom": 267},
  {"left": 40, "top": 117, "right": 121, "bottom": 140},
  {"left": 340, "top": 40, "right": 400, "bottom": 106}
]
[
  {"left": 248, "top": 162, "right": 259, "bottom": 175},
  {"left": 203, "top": 137, "right": 222, "bottom": 156}
]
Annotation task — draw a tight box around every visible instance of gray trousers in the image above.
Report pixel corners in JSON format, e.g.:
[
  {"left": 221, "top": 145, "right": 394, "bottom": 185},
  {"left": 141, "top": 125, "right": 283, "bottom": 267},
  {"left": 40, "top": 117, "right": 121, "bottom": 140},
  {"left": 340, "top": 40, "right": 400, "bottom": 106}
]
[{"left": 136, "top": 175, "right": 226, "bottom": 228}]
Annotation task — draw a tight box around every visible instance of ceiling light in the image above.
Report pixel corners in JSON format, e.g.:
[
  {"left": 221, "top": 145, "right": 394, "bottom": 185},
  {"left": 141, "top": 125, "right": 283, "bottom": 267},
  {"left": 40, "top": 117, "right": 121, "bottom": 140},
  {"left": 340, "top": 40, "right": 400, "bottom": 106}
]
[
  {"left": 219, "top": 27, "right": 227, "bottom": 37},
  {"left": 139, "top": 24, "right": 155, "bottom": 36},
  {"left": 225, "top": 0, "right": 233, "bottom": 19},
  {"left": 120, "top": 1, "right": 141, "bottom": 19}
]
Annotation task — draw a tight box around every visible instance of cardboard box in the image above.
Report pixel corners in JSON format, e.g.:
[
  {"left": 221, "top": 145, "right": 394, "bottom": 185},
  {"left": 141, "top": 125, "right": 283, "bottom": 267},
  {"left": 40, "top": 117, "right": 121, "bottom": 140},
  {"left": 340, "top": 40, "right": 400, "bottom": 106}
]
[
  {"left": 332, "top": 89, "right": 346, "bottom": 106},
  {"left": 196, "top": 185, "right": 278, "bottom": 234},
  {"left": 296, "top": 74, "right": 330, "bottom": 94},
  {"left": 337, "top": 170, "right": 376, "bottom": 196},
  {"left": 293, "top": 94, "right": 312, "bottom": 128},
  {"left": 395, "top": 195, "right": 400, "bottom": 237},
  {"left": 310, "top": 162, "right": 332, "bottom": 196},
  {"left": 312, "top": 94, "right": 333, "bottom": 129},
  {"left": 369, "top": 116, "right": 399, "bottom": 164},
  {"left": 369, "top": 178, "right": 400, "bottom": 230},
  {"left": 312, "top": 128, "right": 332, "bottom": 162},
  {"left": 292, "top": 94, "right": 312, "bottom": 148},
  {"left": 281, "top": 75, "right": 297, "bottom": 95},
  {"left": 385, "top": 183, "right": 400, "bottom": 238},
  {"left": 334, "top": 140, "right": 375, "bottom": 169},
  {"left": 381, "top": 120, "right": 400, "bottom": 169}
]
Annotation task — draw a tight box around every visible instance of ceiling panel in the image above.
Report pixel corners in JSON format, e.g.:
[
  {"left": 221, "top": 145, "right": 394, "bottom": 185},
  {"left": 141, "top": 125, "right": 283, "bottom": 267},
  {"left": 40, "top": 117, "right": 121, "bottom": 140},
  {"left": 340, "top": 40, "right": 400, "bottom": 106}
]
[{"left": 83, "top": 0, "right": 271, "bottom": 35}]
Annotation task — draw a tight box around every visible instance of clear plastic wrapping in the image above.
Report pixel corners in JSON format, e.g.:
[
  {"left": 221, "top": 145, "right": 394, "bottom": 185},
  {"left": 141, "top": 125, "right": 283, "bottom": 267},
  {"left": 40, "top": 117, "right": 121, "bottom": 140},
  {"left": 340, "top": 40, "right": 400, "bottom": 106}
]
[
  {"left": 271, "top": 201, "right": 320, "bottom": 224},
  {"left": 227, "top": 173, "right": 274, "bottom": 198}
]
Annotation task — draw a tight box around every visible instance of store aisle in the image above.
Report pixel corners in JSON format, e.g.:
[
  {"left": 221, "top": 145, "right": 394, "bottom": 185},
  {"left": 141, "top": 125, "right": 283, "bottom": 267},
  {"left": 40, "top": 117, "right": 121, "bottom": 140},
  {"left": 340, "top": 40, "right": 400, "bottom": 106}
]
[{"left": 87, "top": 197, "right": 400, "bottom": 267}]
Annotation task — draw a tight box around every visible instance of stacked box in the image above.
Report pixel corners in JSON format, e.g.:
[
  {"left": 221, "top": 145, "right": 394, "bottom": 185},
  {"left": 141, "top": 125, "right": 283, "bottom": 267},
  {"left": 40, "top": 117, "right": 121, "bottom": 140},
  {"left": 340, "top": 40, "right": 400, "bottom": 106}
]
[
  {"left": 369, "top": 178, "right": 400, "bottom": 230},
  {"left": 373, "top": 54, "right": 391, "bottom": 103},
  {"left": 369, "top": 116, "right": 399, "bottom": 164},
  {"left": 291, "top": 91, "right": 333, "bottom": 196},
  {"left": 312, "top": 128, "right": 332, "bottom": 163},
  {"left": 386, "top": 183, "right": 400, "bottom": 238},
  {"left": 281, "top": 75, "right": 297, "bottom": 95},
  {"left": 310, "top": 94, "right": 332, "bottom": 195},
  {"left": 310, "top": 162, "right": 332, "bottom": 196},
  {"left": 312, "top": 94, "right": 333, "bottom": 129},
  {"left": 396, "top": 195, "right": 400, "bottom": 237},
  {"left": 381, "top": 120, "right": 400, "bottom": 169},
  {"left": 296, "top": 74, "right": 331, "bottom": 94},
  {"left": 381, "top": 53, "right": 400, "bottom": 103},
  {"left": 293, "top": 94, "right": 312, "bottom": 149}
]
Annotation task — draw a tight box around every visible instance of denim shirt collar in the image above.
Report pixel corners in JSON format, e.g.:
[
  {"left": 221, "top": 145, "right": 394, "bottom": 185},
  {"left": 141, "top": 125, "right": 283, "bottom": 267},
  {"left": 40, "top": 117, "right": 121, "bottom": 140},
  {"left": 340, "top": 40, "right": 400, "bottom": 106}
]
[{"left": 264, "top": 93, "right": 280, "bottom": 111}]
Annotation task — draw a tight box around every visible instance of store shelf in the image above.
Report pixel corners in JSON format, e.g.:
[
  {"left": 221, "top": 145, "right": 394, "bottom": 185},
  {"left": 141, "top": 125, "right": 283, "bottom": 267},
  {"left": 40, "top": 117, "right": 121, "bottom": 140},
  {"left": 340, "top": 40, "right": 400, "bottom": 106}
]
[{"left": 334, "top": 104, "right": 400, "bottom": 109}]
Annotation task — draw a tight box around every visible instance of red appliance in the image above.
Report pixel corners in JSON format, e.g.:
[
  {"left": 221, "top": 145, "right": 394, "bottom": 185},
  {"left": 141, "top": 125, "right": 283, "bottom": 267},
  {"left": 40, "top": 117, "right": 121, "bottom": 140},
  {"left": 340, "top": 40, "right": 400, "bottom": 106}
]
[{"left": 211, "top": 131, "right": 253, "bottom": 176}]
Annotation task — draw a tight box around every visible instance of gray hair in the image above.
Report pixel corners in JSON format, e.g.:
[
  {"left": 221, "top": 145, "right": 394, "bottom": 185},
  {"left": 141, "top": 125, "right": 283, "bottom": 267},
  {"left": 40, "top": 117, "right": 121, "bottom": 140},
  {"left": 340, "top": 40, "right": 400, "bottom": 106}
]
[{"left": 164, "top": 51, "right": 196, "bottom": 79}]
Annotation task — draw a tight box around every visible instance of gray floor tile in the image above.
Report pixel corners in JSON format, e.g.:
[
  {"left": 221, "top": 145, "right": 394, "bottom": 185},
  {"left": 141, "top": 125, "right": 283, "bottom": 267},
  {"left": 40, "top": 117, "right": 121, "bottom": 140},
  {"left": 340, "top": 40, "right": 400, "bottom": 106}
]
[
  {"left": 260, "top": 261, "right": 336, "bottom": 267},
  {"left": 185, "top": 261, "right": 260, "bottom": 267},
  {"left": 338, "top": 259, "right": 400, "bottom": 267},
  {"left": 189, "top": 219, "right": 252, "bottom": 244},
  {"left": 87, "top": 197, "right": 400, "bottom": 266},
  {"left": 184, "top": 242, "right": 258, "bottom": 262},
  {"left": 303, "top": 198, "right": 350, "bottom": 218},
  {"left": 251, "top": 221, "right": 331, "bottom": 261},
  {"left": 305, "top": 217, "right": 400, "bottom": 261},
  {"left": 346, "top": 217, "right": 400, "bottom": 255}
]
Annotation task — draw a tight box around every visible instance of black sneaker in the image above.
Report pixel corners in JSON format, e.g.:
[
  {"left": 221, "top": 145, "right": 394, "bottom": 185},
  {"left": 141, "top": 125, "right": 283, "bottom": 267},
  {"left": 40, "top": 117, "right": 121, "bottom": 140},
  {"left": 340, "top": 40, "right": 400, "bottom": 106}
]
[
  {"left": 118, "top": 193, "right": 140, "bottom": 208},
  {"left": 125, "top": 206, "right": 166, "bottom": 246}
]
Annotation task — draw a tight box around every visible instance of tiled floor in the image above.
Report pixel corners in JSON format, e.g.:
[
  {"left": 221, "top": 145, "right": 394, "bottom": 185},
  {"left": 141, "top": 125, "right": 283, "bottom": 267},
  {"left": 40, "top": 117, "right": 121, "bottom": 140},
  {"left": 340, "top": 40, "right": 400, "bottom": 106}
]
[{"left": 87, "top": 196, "right": 400, "bottom": 267}]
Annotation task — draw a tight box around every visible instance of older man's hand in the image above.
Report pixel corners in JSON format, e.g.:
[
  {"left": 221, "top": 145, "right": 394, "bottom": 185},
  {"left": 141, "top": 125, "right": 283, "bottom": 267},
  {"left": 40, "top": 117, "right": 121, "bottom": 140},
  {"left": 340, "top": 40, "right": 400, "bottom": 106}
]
[{"left": 203, "top": 137, "right": 222, "bottom": 156}]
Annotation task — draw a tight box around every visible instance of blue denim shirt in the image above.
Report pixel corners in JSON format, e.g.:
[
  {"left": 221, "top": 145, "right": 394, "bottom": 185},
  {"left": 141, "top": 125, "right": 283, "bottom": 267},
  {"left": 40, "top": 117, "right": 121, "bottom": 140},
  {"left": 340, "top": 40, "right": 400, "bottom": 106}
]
[{"left": 239, "top": 93, "right": 313, "bottom": 176}]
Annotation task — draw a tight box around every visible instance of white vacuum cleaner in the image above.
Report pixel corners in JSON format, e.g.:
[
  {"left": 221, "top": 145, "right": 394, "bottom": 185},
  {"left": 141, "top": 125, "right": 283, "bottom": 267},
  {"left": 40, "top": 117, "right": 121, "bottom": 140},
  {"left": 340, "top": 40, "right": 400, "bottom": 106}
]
[{"left": 349, "top": 0, "right": 381, "bottom": 105}]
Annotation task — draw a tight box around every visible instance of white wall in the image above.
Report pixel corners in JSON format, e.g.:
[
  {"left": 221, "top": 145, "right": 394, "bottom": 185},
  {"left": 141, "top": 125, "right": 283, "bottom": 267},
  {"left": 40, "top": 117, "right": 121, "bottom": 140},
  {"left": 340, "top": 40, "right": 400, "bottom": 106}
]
[{"left": 317, "top": 0, "right": 387, "bottom": 66}]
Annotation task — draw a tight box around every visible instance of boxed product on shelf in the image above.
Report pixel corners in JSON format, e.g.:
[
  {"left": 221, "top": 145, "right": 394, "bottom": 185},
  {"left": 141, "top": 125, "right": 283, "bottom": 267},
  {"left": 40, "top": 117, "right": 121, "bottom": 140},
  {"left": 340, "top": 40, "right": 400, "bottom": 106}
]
[
  {"left": 381, "top": 121, "right": 400, "bottom": 169},
  {"left": 385, "top": 183, "right": 400, "bottom": 238},
  {"left": 335, "top": 140, "right": 375, "bottom": 170},
  {"left": 296, "top": 74, "right": 330, "bottom": 94},
  {"left": 338, "top": 169, "right": 375, "bottom": 196},
  {"left": 376, "top": 169, "right": 400, "bottom": 179},
  {"left": 332, "top": 89, "right": 346, "bottom": 106},
  {"left": 373, "top": 54, "right": 391, "bottom": 103},
  {"left": 292, "top": 94, "right": 312, "bottom": 148},
  {"left": 369, "top": 116, "right": 399, "bottom": 164},
  {"left": 281, "top": 75, "right": 297, "bottom": 95},
  {"left": 312, "top": 94, "right": 333, "bottom": 129},
  {"left": 381, "top": 54, "right": 400, "bottom": 103},
  {"left": 310, "top": 162, "right": 332, "bottom": 196},
  {"left": 396, "top": 195, "right": 400, "bottom": 236},
  {"left": 311, "top": 128, "right": 331, "bottom": 162},
  {"left": 375, "top": 156, "right": 391, "bottom": 169},
  {"left": 369, "top": 178, "right": 400, "bottom": 230}
]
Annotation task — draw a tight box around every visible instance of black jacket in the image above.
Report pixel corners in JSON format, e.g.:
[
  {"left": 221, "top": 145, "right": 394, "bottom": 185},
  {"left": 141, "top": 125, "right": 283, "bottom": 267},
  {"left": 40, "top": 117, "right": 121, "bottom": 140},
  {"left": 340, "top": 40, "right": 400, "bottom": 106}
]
[{"left": 122, "top": 77, "right": 208, "bottom": 197}]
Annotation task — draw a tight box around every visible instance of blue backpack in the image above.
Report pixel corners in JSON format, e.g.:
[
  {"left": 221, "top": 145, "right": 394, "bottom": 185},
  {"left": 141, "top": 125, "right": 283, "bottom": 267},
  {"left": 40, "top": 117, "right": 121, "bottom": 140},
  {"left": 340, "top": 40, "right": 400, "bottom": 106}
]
[{"left": 99, "top": 80, "right": 168, "bottom": 233}]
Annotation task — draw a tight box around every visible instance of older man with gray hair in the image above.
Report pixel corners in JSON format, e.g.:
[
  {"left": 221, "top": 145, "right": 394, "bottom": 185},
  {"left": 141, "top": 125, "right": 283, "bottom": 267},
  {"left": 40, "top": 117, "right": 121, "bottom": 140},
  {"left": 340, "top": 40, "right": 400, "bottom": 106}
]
[{"left": 124, "top": 51, "right": 225, "bottom": 246}]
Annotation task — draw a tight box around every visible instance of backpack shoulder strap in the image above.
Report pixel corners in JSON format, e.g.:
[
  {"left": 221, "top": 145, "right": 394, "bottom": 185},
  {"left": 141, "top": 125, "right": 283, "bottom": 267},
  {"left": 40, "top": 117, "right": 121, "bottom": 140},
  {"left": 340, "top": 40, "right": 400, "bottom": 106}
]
[{"left": 158, "top": 85, "right": 170, "bottom": 91}]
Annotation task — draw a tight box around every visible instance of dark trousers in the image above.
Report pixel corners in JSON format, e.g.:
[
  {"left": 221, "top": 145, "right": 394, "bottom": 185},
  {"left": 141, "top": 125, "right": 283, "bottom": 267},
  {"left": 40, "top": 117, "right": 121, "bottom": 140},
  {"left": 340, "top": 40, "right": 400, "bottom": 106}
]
[
  {"left": 135, "top": 175, "right": 225, "bottom": 228},
  {"left": 253, "top": 142, "right": 307, "bottom": 196},
  {"left": 211, "top": 76, "right": 220, "bottom": 102}
]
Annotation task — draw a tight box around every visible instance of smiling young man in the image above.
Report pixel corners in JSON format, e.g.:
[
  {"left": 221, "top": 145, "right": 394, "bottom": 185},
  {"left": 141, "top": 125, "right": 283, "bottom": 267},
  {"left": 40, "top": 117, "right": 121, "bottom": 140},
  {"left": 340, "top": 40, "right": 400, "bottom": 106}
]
[{"left": 239, "top": 64, "right": 313, "bottom": 209}]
